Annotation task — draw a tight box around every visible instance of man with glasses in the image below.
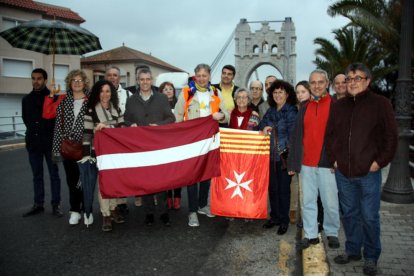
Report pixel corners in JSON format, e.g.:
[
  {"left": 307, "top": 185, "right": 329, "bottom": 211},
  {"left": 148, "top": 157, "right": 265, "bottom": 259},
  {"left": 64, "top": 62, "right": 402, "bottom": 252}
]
[
  {"left": 326, "top": 63, "right": 398, "bottom": 276},
  {"left": 248, "top": 80, "right": 269, "bottom": 118},
  {"left": 288, "top": 69, "right": 340, "bottom": 250}
]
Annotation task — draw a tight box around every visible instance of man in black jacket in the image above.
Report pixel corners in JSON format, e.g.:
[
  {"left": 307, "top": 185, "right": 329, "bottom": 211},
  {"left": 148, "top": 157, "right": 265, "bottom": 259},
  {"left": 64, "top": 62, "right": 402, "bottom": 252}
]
[
  {"left": 22, "top": 68, "right": 62, "bottom": 217},
  {"left": 326, "top": 63, "right": 398, "bottom": 276}
]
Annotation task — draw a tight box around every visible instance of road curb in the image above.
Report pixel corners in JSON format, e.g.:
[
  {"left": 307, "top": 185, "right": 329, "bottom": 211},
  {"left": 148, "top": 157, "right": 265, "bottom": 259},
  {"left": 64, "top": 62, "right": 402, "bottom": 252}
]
[
  {"left": 302, "top": 231, "right": 330, "bottom": 275},
  {"left": 0, "top": 143, "right": 25, "bottom": 151}
]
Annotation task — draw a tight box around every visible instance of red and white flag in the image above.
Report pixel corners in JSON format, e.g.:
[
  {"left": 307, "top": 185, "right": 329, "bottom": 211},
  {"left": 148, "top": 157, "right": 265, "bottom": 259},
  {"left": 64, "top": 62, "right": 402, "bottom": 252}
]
[
  {"left": 94, "top": 116, "right": 220, "bottom": 198},
  {"left": 211, "top": 128, "right": 270, "bottom": 219}
]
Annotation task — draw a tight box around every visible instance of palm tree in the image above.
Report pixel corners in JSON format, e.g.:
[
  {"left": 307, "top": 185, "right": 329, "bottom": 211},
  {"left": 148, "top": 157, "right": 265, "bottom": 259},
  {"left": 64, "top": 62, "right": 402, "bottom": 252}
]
[
  {"left": 326, "top": 0, "right": 403, "bottom": 96},
  {"left": 313, "top": 26, "right": 384, "bottom": 81}
]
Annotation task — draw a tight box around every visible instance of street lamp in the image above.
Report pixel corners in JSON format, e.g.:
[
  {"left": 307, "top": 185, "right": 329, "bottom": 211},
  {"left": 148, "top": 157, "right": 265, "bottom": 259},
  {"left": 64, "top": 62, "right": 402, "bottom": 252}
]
[{"left": 382, "top": 0, "right": 414, "bottom": 203}]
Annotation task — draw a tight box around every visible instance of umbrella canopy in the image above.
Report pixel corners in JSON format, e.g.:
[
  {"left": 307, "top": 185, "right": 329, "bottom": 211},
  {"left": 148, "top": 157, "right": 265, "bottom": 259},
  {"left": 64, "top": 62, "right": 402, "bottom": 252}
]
[
  {"left": 78, "top": 157, "right": 98, "bottom": 227},
  {"left": 0, "top": 19, "right": 102, "bottom": 87}
]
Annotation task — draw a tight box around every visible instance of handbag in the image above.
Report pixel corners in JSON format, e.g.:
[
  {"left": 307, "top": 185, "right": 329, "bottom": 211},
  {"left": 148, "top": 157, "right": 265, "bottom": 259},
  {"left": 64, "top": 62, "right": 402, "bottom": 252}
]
[
  {"left": 59, "top": 103, "right": 83, "bottom": 160},
  {"left": 61, "top": 138, "right": 83, "bottom": 160}
]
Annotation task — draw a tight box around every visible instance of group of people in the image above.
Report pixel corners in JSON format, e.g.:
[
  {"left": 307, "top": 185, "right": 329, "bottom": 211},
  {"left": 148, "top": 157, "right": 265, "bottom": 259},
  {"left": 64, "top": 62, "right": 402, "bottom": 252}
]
[{"left": 22, "top": 62, "right": 397, "bottom": 276}]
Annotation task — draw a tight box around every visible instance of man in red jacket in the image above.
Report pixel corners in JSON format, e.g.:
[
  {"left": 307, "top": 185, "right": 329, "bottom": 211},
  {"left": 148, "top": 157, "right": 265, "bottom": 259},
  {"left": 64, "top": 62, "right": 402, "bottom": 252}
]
[{"left": 326, "top": 63, "right": 398, "bottom": 276}]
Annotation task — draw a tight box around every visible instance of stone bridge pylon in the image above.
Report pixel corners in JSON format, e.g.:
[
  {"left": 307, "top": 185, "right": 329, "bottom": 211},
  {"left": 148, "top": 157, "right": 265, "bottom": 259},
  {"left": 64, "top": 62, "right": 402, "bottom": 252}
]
[{"left": 234, "top": 18, "right": 296, "bottom": 87}]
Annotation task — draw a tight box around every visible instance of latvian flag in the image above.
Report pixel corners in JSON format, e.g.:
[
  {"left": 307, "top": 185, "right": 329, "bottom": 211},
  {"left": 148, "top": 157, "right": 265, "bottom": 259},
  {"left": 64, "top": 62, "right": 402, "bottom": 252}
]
[
  {"left": 211, "top": 128, "right": 270, "bottom": 219},
  {"left": 94, "top": 116, "right": 220, "bottom": 198}
]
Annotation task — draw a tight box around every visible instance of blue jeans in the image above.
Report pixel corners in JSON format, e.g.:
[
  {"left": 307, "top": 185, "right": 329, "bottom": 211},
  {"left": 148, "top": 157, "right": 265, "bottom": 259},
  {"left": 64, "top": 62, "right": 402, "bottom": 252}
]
[
  {"left": 300, "top": 165, "right": 340, "bottom": 239},
  {"left": 335, "top": 169, "right": 381, "bottom": 261},
  {"left": 269, "top": 161, "right": 291, "bottom": 225},
  {"left": 187, "top": 179, "right": 210, "bottom": 213},
  {"left": 28, "top": 150, "right": 61, "bottom": 206}
]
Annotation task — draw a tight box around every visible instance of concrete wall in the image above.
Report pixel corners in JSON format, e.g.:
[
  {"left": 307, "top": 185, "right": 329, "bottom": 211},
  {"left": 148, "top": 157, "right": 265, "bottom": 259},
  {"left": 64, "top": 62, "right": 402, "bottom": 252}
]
[{"left": 0, "top": 5, "right": 81, "bottom": 96}]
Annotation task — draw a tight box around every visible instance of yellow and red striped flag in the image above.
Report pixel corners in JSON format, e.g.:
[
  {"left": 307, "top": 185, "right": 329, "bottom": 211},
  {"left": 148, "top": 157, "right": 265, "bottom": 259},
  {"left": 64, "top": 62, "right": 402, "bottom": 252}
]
[{"left": 211, "top": 128, "right": 270, "bottom": 219}]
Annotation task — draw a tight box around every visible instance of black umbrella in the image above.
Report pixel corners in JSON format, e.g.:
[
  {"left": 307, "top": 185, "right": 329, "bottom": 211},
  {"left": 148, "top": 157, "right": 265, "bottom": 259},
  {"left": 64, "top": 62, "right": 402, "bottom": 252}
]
[
  {"left": 77, "top": 157, "right": 98, "bottom": 227},
  {"left": 0, "top": 19, "right": 102, "bottom": 91}
]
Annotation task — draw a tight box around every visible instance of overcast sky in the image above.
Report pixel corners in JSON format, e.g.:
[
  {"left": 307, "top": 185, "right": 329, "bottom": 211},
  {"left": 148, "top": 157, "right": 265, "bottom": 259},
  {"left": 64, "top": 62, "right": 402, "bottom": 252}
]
[{"left": 39, "top": 0, "right": 349, "bottom": 84}]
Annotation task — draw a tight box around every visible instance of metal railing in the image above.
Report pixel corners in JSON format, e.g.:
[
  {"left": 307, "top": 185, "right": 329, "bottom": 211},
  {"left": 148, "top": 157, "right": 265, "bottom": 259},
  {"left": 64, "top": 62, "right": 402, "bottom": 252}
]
[{"left": 0, "top": 116, "right": 25, "bottom": 139}]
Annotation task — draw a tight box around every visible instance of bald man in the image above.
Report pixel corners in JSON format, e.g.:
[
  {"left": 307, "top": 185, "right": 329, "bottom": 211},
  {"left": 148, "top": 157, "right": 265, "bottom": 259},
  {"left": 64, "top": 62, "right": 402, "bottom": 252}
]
[
  {"left": 248, "top": 80, "right": 269, "bottom": 118},
  {"left": 332, "top": 73, "right": 347, "bottom": 100}
]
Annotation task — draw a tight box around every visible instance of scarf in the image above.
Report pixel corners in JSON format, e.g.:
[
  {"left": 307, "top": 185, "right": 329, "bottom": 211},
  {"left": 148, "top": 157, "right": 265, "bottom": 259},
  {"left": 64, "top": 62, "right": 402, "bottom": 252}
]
[
  {"left": 188, "top": 79, "right": 215, "bottom": 96},
  {"left": 229, "top": 108, "right": 253, "bottom": 129}
]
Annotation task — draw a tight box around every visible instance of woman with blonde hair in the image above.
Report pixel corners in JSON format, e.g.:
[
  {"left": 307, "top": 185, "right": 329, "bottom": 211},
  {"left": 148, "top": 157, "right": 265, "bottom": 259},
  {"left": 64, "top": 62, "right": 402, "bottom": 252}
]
[{"left": 52, "top": 69, "right": 90, "bottom": 226}]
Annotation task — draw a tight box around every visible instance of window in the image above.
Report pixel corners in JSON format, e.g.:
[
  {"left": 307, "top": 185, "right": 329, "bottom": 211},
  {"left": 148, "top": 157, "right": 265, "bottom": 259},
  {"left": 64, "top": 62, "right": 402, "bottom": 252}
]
[
  {"left": 2, "top": 58, "right": 33, "bottom": 78},
  {"left": 54, "top": 64, "right": 69, "bottom": 91},
  {"left": 2, "top": 18, "right": 22, "bottom": 31}
]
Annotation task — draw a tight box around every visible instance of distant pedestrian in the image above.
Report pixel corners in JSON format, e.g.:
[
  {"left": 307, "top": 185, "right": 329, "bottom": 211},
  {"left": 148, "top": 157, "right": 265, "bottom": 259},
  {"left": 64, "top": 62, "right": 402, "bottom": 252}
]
[
  {"left": 22, "top": 68, "right": 62, "bottom": 218},
  {"left": 327, "top": 63, "right": 398, "bottom": 276}
]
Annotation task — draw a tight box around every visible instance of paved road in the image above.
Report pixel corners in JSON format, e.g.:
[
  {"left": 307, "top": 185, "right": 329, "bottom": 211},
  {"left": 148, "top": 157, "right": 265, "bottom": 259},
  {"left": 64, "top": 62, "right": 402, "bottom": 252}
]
[{"left": 0, "top": 148, "right": 301, "bottom": 275}]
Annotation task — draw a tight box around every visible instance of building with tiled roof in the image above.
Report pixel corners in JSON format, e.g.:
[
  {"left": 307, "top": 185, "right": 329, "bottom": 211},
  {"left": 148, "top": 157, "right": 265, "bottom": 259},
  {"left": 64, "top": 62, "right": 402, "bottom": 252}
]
[
  {"left": 81, "top": 45, "right": 185, "bottom": 88},
  {"left": 0, "top": 0, "right": 84, "bottom": 23},
  {"left": 0, "top": 0, "right": 87, "bottom": 135}
]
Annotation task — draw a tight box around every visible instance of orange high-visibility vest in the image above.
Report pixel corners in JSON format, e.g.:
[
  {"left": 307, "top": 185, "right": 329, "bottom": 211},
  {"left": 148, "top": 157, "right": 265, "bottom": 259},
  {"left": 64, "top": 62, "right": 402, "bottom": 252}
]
[{"left": 182, "top": 87, "right": 220, "bottom": 121}]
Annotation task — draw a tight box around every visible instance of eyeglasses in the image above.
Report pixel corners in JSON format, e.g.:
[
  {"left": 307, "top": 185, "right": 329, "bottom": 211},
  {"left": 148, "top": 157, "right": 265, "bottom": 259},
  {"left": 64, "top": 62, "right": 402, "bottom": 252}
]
[
  {"left": 250, "top": 87, "right": 262, "bottom": 91},
  {"left": 236, "top": 96, "right": 248, "bottom": 100},
  {"left": 345, "top": 76, "right": 367, "bottom": 83},
  {"left": 71, "top": 79, "right": 84, "bottom": 84}
]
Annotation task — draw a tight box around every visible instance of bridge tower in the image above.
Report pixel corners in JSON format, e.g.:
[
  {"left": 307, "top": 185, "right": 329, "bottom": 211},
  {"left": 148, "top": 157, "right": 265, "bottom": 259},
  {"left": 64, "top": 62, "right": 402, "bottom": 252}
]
[{"left": 234, "top": 18, "right": 296, "bottom": 87}]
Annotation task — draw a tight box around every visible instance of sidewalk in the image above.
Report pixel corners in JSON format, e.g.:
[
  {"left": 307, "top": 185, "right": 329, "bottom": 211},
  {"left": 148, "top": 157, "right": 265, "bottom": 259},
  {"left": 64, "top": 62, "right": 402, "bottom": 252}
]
[
  {"left": 0, "top": 137, "right": 25, "bottom": 151},
  {"left": 306, "top": 167, "right": 414, "bottom": 275}
]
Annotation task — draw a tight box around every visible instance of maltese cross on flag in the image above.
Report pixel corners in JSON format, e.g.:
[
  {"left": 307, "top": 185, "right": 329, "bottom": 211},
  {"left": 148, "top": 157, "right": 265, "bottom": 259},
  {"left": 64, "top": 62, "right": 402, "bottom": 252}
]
[{"left": 211, "top": 128, "right": 270, "bottom": 219}]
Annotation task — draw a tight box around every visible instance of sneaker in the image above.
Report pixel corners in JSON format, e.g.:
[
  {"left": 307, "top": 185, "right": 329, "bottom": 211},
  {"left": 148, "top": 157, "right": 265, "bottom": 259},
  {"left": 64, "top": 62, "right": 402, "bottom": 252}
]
[
  {"left": 52, "top": 205, "right": 63, "bottom": 217},
  {"left": 298, "top": 237, "right": 320, "bottom": 250},
  {"left": 363, "top": 260, "right": 377, "bottom": 276},
  {"left": 145, "top": 214, "right": 154, "bottom": 226},
  {"left": 188, "top": 212, "right": 200, "bottom": 227},
  {"left": 69, "top": 211, "right": 81, "bottom": 225},
  {"left": 160, "top": 213, "right": 171, "bottom": 226},
  {"left": 327, "top": 236, "right": 340, "bottom": 248},
  {"left": 173, "top": 197, "right": 181, "bottom": 210},
  {"left": 84, "top": 213, "right": 94, "bottom": 226},
  {"left": 334, "top": 254, "right": 362, "bottom": 264},
  {"left": 110, "top": 208, "right": 126, "bottom": 224},
  {"left": 22, "top": 204, "right": 44, "bottom": 217},
  {"left": 102, "top": 216, "right": 112, "bottom": 232},
  {"left": 135, "top": 197, "right": 142, "bottom": 207},
  {"left": 197, "top": 206, "right": 215, "bottom": 217}
]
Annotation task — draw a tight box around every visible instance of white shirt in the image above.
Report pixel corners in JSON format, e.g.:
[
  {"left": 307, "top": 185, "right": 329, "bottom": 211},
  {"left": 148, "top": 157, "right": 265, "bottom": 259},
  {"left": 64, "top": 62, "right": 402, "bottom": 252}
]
[
  {"left": 196, "top": 91, "right": 211, "bottom": 117},
  {"left": 73, "top": 98, "right": 84, "bottom": 118},
  {"left": 118, "top": 85, "right": 132, "bottom": 115}
]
